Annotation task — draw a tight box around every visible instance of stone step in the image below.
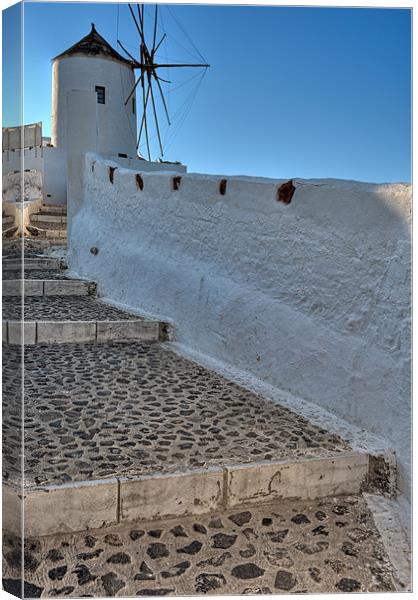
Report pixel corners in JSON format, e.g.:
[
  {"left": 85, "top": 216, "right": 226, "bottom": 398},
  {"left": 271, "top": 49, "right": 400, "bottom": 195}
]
[
  {"left": 2, "top": 237, "right": 67, "bottom": 258},
  {"left": 30, "top": 213, "right": 67, "bottom": 224},
  {"left": 3, "top": 319, "right": 163, "bottom": 345},
  {"left": 2, "top": 269, "right": 73, "bottom": 280},
  {"left": 26, "top": 224, "right": 67, "bottom": 239},
  {"left": 2, "top": 257, "right": 65, "bottom": 270},
  {"left": 2, "top": 278, "right": 96, "bottom": 297},
  {"left": 2, "top": 493, "right": 402, "bottom": 595},
  {"left": 39, "top": 204, "right": 67, "bottom": 215},
  {"left": 26, "top": 225, "right": 67, "bottom": 238},
  {"left": 2, "top": 225, "right": 18, "bottom": 238},
  {"left": 2, "top": 215, "right": 14, "bottom": 225},
  {"left": 2, "top": 296, "right": 166, "bottom": 344},
  {"left": 5, "top": 453, "right": 369, "bottom": 538},
  {"left": 2, "top": 341, "right": 385, "bottom": 538}
]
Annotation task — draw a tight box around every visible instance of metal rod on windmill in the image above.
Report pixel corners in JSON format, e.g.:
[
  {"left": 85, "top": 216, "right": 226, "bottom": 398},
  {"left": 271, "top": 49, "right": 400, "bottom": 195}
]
[{"left": 118, "top": 3, "right": 209, "bottom": 161}]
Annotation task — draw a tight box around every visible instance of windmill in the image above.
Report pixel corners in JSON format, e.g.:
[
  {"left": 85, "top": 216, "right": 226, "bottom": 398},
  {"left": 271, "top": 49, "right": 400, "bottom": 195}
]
[{"left": 117, "top": 3, "right": 209, "bottom": 161}]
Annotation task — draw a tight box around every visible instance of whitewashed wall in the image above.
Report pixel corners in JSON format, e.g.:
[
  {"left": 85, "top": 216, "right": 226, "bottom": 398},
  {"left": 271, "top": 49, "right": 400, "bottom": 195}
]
[
  {"left": 105, "top": 154, "right": 186, "bottom": 174},
  {"left": 2, "top": 149, "right": 185, "bottom": 206},
  {"left": 2, "top": 146, "right": 67, "bottom": 204},
  {"left": 68, "top": 153, "right": 411, "bottom": 497},
  {"left": 52, "top": 55, "right": 137, "bottom": 158}
]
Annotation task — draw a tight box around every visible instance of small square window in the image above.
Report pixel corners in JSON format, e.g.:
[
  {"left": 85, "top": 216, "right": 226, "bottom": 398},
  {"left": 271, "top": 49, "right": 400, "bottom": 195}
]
[{"left": 95, "top": 86, "right": 105, "bottom": 104}]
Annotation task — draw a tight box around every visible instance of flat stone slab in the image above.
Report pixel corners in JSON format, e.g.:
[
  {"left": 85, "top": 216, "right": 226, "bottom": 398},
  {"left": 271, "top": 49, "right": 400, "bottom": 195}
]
[
  {"left": 3, "top": 257, "right": 64, "bottom": 270},
  {"left": 2, "top": 494, "right": 398, "bottom": 596},
  {"left": 39, "top": 204, "right": 67, "bottom": 215},
  {"left": 31, "top": 213, "right": 67, "bottom": 224},
  {"left": 4, "top": 341, "right": 355, "bottom": 488},
  {"left": 26, "top": 227, "right": 67, "bottom": 239},
  {"left": 3, "top": 279, "right": 96, "bottom": 297},
  {"left": 3, "top": 319, "right": 162, "bottom": 345},
  {"left": 4, "top": 453, "right": 369, "bottom": 537}
]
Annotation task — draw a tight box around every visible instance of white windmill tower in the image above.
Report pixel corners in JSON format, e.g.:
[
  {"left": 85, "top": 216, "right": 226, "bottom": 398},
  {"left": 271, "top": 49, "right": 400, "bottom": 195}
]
[{"left": 51, "top": 23, "right": 138, "bottom": 159}]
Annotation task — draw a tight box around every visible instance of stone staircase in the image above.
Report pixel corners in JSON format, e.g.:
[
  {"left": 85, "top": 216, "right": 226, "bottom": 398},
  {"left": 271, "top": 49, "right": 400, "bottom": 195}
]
[
  {"left": 2, "top": 212, "right": 18, "bottom": 239},
  {"left": 1, "top": 245, "right": 410, "bottom": 595},
  {"left": 26, "top": 204, "right": 67, "bottom": 239}
]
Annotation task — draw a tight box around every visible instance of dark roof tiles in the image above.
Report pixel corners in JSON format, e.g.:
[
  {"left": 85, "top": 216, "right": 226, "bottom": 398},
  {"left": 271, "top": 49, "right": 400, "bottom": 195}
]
[{"left": 52, "top": 23, "right": 133, "bottom": 67}]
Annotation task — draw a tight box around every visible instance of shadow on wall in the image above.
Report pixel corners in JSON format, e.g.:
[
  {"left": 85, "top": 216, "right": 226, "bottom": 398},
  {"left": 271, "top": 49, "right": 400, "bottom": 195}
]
[{"left": 68, "top": 154, "right": 412, "bottom": 500}]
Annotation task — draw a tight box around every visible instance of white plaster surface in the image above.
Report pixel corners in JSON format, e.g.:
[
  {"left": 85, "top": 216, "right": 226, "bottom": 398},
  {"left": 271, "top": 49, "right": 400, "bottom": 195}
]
[
  {"left": 2, "top": 146, "right": 67, "bottom": 204},
  {"left": 105, "top": 154, "right": 186, "bottom": 174},
  {"left": 66, "top": 89, "right": 99, "bottom": 223},
  {"left": 364, "top": 493, "right": 411, "bottom": 590},
  {"left": 52, "top": 55, "right": 138, "bottom": 158},
  {"left": 1, "top": 145, "right": 184, "bottom": 207},
  {"left": 1, "top": 54, "right": 185, "bottom": 206},
  {"left": 68, "top": 154, "right": 411, "bottom": 501}
]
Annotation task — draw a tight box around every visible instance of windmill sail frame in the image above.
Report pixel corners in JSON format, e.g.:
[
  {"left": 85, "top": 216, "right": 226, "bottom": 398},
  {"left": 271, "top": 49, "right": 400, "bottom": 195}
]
[{"left": 118, "top": 3, "right": 209, "bottom": 160}]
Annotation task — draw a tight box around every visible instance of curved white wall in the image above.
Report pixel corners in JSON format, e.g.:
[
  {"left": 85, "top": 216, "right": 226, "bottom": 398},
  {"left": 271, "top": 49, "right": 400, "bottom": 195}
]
[
  {"left": 52, "top": 55, "right": 137, "bottom": 157},
  {"left": 68, "top": 154, "right": 411, "bottom": 498}
]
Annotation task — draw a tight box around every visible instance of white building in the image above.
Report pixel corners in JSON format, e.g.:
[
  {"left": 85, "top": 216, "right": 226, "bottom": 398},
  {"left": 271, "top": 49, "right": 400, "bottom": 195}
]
[{"left": 2, "top": 24, "right": 185, "bottom": 206}]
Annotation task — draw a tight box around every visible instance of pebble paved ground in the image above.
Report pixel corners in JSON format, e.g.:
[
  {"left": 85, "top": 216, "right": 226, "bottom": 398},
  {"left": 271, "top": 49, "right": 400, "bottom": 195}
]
[
  {"left": 3, "top": 297, "right": 144, "bottom": 322},
  {"left": 3, "top": 269, "right": 75, "bottom": 280},
  {"left": 2, "top": 343, "right": 22, "bottom": 487},
  {"left": 2, "top": 238, "right": 65, "bottom": 259},
  {"left": 2, "top": 495, "right": 397, "bottom": 597},
  {"left": 29, "top": 221, "right": 66, "bottom": 231},
  {"left": 2, "top": 240, "right": 405, "bottom": 596},
  {"left": 3, "top": 341, "right": 351, "bottom": 487},
  {"left": 2, "top": 250, "right": 48, "bottom": 260}
]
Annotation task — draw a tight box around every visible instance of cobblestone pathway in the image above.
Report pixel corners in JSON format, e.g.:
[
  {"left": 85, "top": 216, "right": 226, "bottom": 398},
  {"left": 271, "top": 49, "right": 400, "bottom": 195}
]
[
  {"left": 2, "top": 241, "right": 406, "bottom": 596},
  {"left": 3, "top": 270, "right": 74, "bottom": 280},
  {"left": 3, "top": 342, "right": 350, "bottom": 487},
  {"left": 3, "top": 297, "right": 145, "bottom": 322},
  {"left": 2, "top": 496, "right": 397, "bottom": 597}
]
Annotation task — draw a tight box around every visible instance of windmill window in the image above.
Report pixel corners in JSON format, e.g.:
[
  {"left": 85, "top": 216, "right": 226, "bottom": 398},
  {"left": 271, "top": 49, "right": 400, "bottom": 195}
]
[
  {"left": 95, "top": 86, "right": 105, "bottom": 104},
  {"left": 132, "top": 97, "right": 136, "bottom": 114}
]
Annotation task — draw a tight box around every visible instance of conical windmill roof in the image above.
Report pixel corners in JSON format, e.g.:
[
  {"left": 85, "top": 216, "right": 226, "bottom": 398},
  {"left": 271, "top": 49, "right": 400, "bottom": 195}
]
[{"left": 52, "top": 23, "right": 133, "bottom": 67}]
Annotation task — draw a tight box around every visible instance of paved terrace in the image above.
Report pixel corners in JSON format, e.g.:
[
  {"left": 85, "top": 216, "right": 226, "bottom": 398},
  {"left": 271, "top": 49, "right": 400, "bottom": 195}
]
[
  {"left": 3, "top": 296, "right": 144, "bottom": 322},
  {"left": 2, "top": 495, "right": 397, "bottom": 596},
  {"left": 3, "top": 269, "right": 75, "bottom": 280},
  {"left": 2, "top": 240, "right": 407, "bottom": 594},
  {"left": 3, "top": 342, "right": 351, "bottom": 488}
]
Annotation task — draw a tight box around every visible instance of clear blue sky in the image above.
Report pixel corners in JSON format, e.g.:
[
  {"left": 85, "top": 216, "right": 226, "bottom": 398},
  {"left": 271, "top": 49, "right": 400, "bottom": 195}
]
[{"left": 3, "top": 2, "right": 411, "bottom": 182}]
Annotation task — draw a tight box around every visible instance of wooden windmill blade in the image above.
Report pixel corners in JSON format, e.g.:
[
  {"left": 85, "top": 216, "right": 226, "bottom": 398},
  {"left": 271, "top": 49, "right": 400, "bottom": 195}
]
[
  {"left": 120, "top": 2, "right": 210, "bottom": 160},
  {"left": 117, "top": 39, "right": 137, "bottom": 64},
  {"left": 152, "top": 5, "right": 158, "bottom": 52},
  {"left": 148, "top": 76, "right": 164, "bottom": 156},
  {"left": 153, "top": 33, "right": 166, "bottom": 57},
  {"left": 136, "top": 3, "right": 144, "bottom": 33},
  {"left": 138, "top": 76, "right": 151, "bottom": 159},
  {"left": 128, "top": 3, "right": 145, "bottom": 45},
  {"left": 153, "top": 74, "right": 171, "bottom": 125}
]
